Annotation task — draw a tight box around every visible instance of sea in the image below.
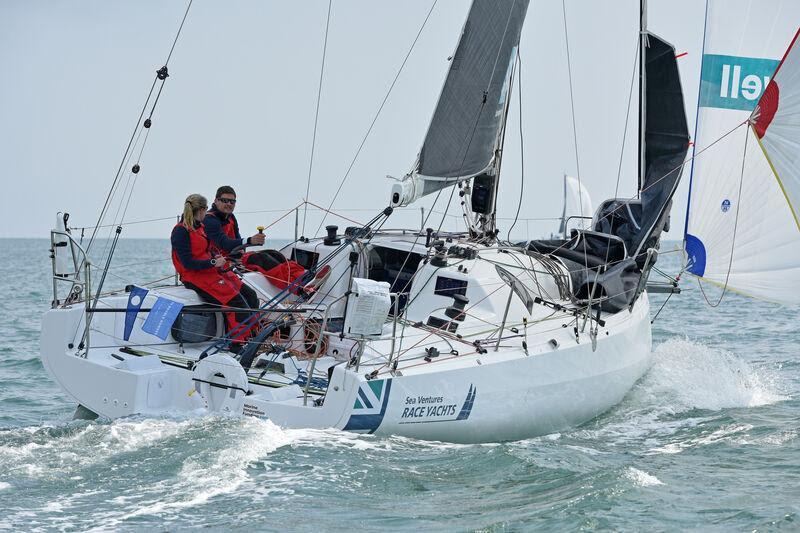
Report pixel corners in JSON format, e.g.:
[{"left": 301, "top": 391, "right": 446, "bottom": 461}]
[{"left": 0, "top": 238, "right": 798, "bottom": 531}]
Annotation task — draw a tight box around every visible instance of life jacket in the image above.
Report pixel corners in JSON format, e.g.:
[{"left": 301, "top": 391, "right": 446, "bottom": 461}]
[
  {"left": 205, "top": 210, "right": 239, "bottom": 257},
  {"left": 171, "top": 223, "right": 242, "bottom": 305}
]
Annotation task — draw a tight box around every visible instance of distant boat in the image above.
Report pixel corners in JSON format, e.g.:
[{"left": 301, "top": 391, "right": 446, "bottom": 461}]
[{"left": 554, "top": 173, "right": 593, "bottom": 239}]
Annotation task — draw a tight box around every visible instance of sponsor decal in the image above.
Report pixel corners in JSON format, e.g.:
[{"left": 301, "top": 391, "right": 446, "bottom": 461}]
[
  {"left": 398, "top": 384, "right": 476, "bottom": 425},
  {"left": 699, "top": 54, "right": 779, "bottom": 111},
  {"left": 721, "top": 199, "right": 731, "bottom": 213},
  {"left": 142, "top": 296, "right": 184, "bottom": 340},
  {"left": 243, "top": 403, "right": 267, "bottom": 419},
  {"left": 343, "top": 379, "right": 392, "bottom": 434}
]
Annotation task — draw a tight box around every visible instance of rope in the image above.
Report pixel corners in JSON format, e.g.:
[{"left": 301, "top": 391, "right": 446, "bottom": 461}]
[
  {"left": 650, "top": 290, "right": 674, "bottom": 324},
  {"left": 312, "top": 0, "right": 438, "bottom": 238},
  {"left": 86, "top": 0, "right": 193, "bottom": 256},
  {"left": 697, "top": 124, "right": 750, "bottom": 307},
  {"left": 507, "top": 47, "right": 524, "bottom": 242},
  {"left": 560, "top": 0, "right": 590, "bottom": 277},
  {"left": 164, "top": 0, "right": 193, "bottom": 66},
  {"left": 615, "top": 39, "right": 641, "bottom": 202},
  {"left": 302, "top": 0, "right": 333, "bottom": 237},
  {"left": 535, "top": 119, "right": 749, "bottom": 261},
  {"left": 86, "top": 79, "right": 158, "bottom": 255}
]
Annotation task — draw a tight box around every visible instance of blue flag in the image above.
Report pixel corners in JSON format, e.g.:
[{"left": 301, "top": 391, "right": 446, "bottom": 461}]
[
  {"left": 142, "top": 297, "right": 184, "bottom": 340},
  {"left": 124, "top": 286, "right": 149, "bottom": 341}
]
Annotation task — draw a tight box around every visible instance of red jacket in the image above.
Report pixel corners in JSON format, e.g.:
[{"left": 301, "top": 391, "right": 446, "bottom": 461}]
[{"left": 171, "top": 223, "right": 242, "bottom": 305}]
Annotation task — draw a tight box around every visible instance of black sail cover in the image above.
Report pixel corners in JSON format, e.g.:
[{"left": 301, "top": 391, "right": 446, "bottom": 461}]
[
  {"left": 417, "top": 0, "right": 530, "bottom": 196},
  {"left": 633, "top": 32, "right": 690, "bottom": 256}
]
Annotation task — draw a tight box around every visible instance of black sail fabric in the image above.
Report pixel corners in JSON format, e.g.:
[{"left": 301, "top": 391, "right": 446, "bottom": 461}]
[
  {"left": 417, "top": 0, "right": 529, "bottom": 196},
  {"left": 633, "top": 32, "right": 690, "bottom": 256}
]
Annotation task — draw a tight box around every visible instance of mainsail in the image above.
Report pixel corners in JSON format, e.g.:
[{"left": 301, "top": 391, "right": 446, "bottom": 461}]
[
  {"left": 391, "top": 0, "right": 529, "bottom": 207},
  {"left": 684, "top": 0, "right": 800, "bottom": 305}
]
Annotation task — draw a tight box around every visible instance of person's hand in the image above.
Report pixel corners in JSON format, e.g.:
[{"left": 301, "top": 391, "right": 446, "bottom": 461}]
[
  {"left": 213, "top": 256, "right": 228, "bottom": 270},
  {"left": 249, "top": 233, "right": 266, "bottom": 246}
]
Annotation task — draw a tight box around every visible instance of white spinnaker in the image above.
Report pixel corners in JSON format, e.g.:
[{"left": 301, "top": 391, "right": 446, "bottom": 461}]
[
  {"left": 559, "top": 175, "right": 593, "bottom": 236},
  {"left": 753, "top": 29, "right": 800, "bottom": 230},
  {"left": 684, "top": 0, "right": 800, "bottom": 305}
]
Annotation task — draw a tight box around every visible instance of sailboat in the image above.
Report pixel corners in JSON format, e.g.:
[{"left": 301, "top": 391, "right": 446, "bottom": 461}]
[
  {"left": 684, "top": 0, "right": 800, "bottom": 305},
  {"left": 553, "top": 174, "right": 593, "bottom": 239},
  {"left": 41, "top": 0, "right": 692, "bottom": 443}
]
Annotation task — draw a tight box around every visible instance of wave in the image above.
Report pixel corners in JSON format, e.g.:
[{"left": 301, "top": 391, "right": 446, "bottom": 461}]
[{"left": 636, "top": 337, "right": 788, "bottom": 413}]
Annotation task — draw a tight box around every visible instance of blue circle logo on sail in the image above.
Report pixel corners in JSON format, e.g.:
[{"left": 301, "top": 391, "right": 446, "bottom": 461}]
[{"left": 721, "top": 199, "right": 731, "bottom": 213}]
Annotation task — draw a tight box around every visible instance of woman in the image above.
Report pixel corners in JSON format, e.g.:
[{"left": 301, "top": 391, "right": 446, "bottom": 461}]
[{"left": 171, "top": 193, "right": 258, "bottom": 351}]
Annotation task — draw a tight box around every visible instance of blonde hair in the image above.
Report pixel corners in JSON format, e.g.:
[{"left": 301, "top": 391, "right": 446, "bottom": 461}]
[{"left": 182, "top": 194, "right": 208, "bottom": 230}]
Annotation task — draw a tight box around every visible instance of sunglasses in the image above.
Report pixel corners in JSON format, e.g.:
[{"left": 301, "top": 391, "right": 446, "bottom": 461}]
[{"left": 217, "top": 197, "right": 237, "bottom": 205}]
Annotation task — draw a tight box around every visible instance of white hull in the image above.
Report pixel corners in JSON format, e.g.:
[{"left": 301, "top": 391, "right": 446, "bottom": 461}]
[{"left": 41, "top": 278, "right": 651, "bottom": 444}]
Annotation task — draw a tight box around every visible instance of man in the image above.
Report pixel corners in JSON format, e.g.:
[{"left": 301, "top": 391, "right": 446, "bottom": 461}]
[
  {"left": 204, "top": 185, "right": 266, "bottom": 250},
  {"left": 204, "top": 185, "right": 329, "bottom": 294}
]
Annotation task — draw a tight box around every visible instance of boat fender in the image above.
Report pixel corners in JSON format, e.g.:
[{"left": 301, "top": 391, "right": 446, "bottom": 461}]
[{"left": 191, "top": 353, "right": 248, "bottom": 415}]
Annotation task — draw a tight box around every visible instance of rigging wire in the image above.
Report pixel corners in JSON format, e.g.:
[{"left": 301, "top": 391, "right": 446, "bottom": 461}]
[
  {"left": 615, "top": 39, "right": 642, "bottom": 205},
  {"left": 506, "top": 47, "right": 524, "bottom": 242},
  {"left": 164, "top": 0, "right": 193, "bottom": 66},
  {"left": 559, "top": 0, "right": 591, "bottom": 282},
  {"left": 560, "top": 0, "right": 585, "bottom": 227},
  {"left": 534, "top": 119, "right": 749, "bottom": 262},
  {"left": 312, "top": 0, "right": 439, "bottom": 238},
  {"left": 697, "top": 124, "right": 750, "bottom": 307},
  {"left": 301, "top": 0, "right": 333, "bottom": 238},
  {"left": 86, "top": 0, "right": 193, "bottom": 257}
]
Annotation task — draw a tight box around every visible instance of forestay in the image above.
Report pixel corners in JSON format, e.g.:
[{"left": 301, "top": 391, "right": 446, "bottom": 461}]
[{"left": 684, "top": 0, "right": 800, "bottom": 305}]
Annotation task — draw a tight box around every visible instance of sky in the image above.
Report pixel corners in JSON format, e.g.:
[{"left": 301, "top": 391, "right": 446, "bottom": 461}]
[{"left": 0, "top": 0, "right": 706, "bottom": 240}]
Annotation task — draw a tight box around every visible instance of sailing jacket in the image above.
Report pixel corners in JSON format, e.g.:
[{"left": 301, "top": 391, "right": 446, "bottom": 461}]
[
  {"left": 204, "top": 206, "right": 247, "bottom": 257},
  {"left": 170, "top": 221, "right": 242, "bottom": 304}
]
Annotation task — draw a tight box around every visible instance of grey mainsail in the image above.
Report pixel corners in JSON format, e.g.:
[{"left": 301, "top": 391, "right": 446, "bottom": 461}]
[{"left": 417, "top": 0, "right": 530, "bottom": 196}]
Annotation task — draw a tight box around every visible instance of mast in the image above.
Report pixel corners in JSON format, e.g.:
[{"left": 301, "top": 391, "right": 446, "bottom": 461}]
[{"left": 638, "top": 0, "right": 648, "bottom": 195}]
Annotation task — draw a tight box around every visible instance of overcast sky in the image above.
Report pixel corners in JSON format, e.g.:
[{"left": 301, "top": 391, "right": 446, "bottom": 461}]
[{"left": 0, "top": 0, "right": 705, "bottom": 240}]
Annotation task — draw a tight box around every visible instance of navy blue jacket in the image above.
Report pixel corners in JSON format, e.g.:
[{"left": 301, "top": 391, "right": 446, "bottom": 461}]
[
  {"left": 204, "top": 206, "right": 246, "bottom": 253},
  {"left": 170, "top": 222, "right": 214, "bottom": 271}
]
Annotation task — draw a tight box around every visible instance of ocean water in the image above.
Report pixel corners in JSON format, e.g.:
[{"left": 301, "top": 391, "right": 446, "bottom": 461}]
[{"left": 1, "top": 238, "right": 798, "bottom": 531}]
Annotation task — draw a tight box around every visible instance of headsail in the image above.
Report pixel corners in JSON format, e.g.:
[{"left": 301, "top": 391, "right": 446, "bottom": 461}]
[
  {"left": 635, "top": 32, "right": 690, "bottom": 256},
  {"left": 684, "top": 0, "right": 800, "bottom": 305},
  {"left": 752, "top": 28, "right": 800, "bottom": 230},
  {"left": 391, "top": 0, "right": 530, "bottom": 207}
]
